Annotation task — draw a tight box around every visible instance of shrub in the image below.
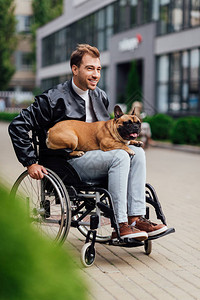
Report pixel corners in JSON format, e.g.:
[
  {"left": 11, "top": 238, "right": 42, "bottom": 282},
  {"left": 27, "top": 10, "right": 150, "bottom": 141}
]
[
  {"left": 0, "top": 184, "right": 88, "bottom": 300},
  {"left": 0, "top": 112, "right": 19, "bottom": 122},
  {"left": 171, "top": 117, "right": 200, "bottom": 145},
  {"left": 143, "top": 114, "right": 174, "bottom": 140}
]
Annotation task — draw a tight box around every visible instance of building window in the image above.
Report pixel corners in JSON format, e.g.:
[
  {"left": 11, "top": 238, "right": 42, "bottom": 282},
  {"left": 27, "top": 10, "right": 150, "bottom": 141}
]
[
  {"left": 42, "top": 35, "right": 55, "bottom": 67},
  {"left": 42, "top": 3, "right": 115, "bottom": 67},
  {"left": 156, "top": 49, "right": 200, "bottom": 114},
  {"left": 106, "top": 5, "right": 114, "bottom": 47},
  {"left": 152, "top": 0, "right": 160, "bottom": 21},
  {"left": 169, "top": 52, "right": 181, "bottom": 111},
  {"left": 21, "top": 53, "right": 32, "bottom": 71},
  {"left": 15, "top": 51, "right": 33, "bottom": 71},
  {"left": 171, "top": 0, "right": 183, "bottom": 32},
  {"left": 158, "top": 0, "right": 171, "bottom": 35},
  {"left": 114, "top": 0, "right": 138, "bottom": 33},
  {"left": 189, "top": 49, "right": 199, "bottom": 110},
  {"left": 98, "top": 67, "right": 107, "bottom": 92},
  {"left": 41, "top": 77, "right": 60, "bottom": 92},
  {"left": 183, "top": 0, "right": 191, "bottom": 28},
  {"left": 130, "top": 0, "right": 138, "bottom": 26},
  {"left": 157, "top": 0, "right": 200, "bottom": 35},
  {"left": 182, "top": 51, "right": 189, "bottom": 110},
  {"left": 190, "top": 0, "right": 200, "bottom": 26},
  {"left": 54, "top": 28, "right": 67, "bottom": 63},
  {"left": 16, "top": 15, "right": 32, "bottom": 33},
  {"left": 141, "top": 0, "right": 152, "bottom": 23},
  {"left": 96, "top": 9, "right": 106, "bottom": 51},
  {"left": 119, "top": 0, "right": 129, "bottom": 31},
  {"left": 156, "top": 55, "right": 169, "bottom": 113},
  {"left": 141, "top": 0, "right": 160, "bottom": 24}
]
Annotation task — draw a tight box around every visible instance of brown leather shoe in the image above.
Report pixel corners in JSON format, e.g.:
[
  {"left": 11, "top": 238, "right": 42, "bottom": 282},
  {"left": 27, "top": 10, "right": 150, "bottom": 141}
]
[
  {"left": 111, "top": 222, "right": 148, "bottom": 241},
  {"left": 135, "top": 217, "right": 168, "bottom": 237}
]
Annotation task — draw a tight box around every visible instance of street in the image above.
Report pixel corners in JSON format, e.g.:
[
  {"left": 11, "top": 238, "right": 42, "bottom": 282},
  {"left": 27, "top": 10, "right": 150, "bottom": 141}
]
[{"left": 1, "top": 121, "right": 200, "bottom": 300}]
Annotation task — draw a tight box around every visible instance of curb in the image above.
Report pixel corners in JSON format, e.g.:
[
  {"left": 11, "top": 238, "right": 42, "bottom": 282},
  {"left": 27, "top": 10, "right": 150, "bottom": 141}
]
[{"left": 150, "top": 141, "right": 200, "bottom": 155}]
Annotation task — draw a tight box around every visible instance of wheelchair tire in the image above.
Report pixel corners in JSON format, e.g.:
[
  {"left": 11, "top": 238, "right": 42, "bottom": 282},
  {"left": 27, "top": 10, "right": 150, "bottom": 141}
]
[
  {"left": 80, "top": 242, "right": 96, "bottom": 267},
  {"left": 10, "top": 168, "right": 71, "bottom": 244}
]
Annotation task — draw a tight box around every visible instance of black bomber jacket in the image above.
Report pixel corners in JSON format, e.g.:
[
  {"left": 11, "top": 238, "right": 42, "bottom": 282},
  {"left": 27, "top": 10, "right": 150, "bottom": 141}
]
[{"left": 8, "top": 79, "right": 110, "bottom": 167}]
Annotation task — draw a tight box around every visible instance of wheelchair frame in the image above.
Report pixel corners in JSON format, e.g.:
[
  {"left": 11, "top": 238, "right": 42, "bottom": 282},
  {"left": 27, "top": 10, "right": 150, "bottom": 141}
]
[{"left": 11, "top": 132, "right": 175, "bottom": 267}]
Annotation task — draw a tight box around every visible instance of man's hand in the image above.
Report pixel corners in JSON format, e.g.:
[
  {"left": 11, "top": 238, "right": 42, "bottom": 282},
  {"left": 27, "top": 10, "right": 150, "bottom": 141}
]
[{"left": 27, "top": 164, "right": 48, "bottom": 180}]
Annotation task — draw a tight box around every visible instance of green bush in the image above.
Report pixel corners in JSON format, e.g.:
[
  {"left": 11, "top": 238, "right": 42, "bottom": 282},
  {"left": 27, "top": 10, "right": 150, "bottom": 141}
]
[
  {"left": 171, "top": 117, "right": 200, "bottom": 145},
  {"left": 0, "top": 112, "right": 19, "bottom": 122},
  {"left": 0, "top": 184, "right": 88, "bottom": 300},
  {"left": 143, "top": 114, "right": 174, "bottom": 140}
]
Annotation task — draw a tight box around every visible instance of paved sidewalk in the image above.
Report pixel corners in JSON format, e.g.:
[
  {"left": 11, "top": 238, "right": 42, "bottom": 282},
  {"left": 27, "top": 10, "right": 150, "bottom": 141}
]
[
  {"left": 1, "top": 121, "right": 200, "bottom": 300},
  {"left": 151, "top": 140, "right": 200, "bottom": 155},
  {"left": 67, "top": 146, "right": 200, "bottom": 300}
]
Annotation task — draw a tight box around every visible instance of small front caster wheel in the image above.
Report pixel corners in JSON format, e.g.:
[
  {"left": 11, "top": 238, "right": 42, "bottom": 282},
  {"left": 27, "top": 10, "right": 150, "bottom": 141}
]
[
  {"left": 81, "top": 242, "right": 96, "bottom": 267},
  {"left": 144, "top": 240, "right": 152, "bottom": 255}
]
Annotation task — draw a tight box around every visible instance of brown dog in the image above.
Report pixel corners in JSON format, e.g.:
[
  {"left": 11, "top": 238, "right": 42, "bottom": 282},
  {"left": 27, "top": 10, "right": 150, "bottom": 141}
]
[{"left": 46, "top": 105, "right": 143, "bottom": 157}]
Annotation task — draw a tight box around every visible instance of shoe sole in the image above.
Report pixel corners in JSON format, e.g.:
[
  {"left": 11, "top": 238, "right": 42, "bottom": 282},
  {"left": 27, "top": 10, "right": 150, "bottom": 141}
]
[
  {"left": 148, "top": 226, "right": 168, "bottom": 237},
  {"left": 112, "top": 232, "right": 148, "bottom": 242}
]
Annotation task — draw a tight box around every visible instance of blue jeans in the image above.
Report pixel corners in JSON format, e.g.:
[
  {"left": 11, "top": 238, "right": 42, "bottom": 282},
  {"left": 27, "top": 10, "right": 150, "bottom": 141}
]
[{"left": 68, "top": 146, "right": 146, "bottom": 223}]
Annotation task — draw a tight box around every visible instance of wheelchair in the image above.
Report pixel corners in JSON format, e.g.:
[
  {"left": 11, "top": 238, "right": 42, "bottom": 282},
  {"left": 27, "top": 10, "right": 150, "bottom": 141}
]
[{"left": 10, "top": 133, "right": 175, "bottom": 267}]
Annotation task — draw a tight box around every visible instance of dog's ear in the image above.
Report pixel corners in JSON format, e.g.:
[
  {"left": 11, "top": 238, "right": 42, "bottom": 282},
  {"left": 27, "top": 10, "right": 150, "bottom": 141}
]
[
  {"left": 114, "top": 105, "right": 124, "bottom": 120},
  {"left": 131, "top": 107, "right": 136, "bottom": 115}
]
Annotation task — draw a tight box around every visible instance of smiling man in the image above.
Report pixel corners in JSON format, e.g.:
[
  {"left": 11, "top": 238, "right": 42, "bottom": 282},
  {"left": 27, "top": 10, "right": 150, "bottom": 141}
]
[
  {"left": 71, "top": 48, "right": 102, "bottom": 122},
  {"left": 72, "top": 52, "right": 101, "bottom": 90},
  {"left": 9, "top": 44, "right": 167, "bottom": 241}
]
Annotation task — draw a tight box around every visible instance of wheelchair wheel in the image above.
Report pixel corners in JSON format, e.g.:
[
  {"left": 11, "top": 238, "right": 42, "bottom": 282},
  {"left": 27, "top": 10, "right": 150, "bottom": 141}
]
[
  {"left": 72, "top": 190, "right": 113, "bottom": 243},
  {"left": 10, "top": 168, "right": 71, "bottom": 243},
  {"left": 80, "top": 242, "right": 96, "bottom": 267}
]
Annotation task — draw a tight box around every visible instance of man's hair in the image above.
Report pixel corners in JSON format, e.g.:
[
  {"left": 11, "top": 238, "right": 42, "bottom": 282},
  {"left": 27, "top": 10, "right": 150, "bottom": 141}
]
[{"left": 70, "top": 44, "right": 100, "bottom": 68}]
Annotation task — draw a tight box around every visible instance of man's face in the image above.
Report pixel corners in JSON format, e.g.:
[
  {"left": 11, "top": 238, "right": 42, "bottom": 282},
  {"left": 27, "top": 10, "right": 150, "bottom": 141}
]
[{"left": 72, "top": 54, "right": 101, "bottom": 91}]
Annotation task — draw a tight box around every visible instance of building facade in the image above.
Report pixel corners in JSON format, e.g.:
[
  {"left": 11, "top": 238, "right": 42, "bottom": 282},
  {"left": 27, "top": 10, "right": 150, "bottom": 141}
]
[
  {"left": 9, "top": 0, "right": 35, "bottom": 92},
  {"left": 36, "top": 0, "right": 200, "bottom": 116}
]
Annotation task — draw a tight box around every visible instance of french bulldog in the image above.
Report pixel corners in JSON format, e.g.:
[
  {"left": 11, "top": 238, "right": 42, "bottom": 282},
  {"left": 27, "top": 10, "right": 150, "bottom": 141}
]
[{"left": 46, "top": 105, "right": 142, "bottom": 157}]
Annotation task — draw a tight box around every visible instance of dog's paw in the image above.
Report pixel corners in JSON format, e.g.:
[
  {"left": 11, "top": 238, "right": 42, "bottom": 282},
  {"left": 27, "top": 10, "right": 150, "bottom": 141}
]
[
  {"left": 69, "top": 151, "right": 85, "bottom": 157},
  {"left": 127, "top": 149, "right": 135, "bottom": 156},
  {"left": 134, "top": 141, "right": 143, "bottom": 147},
  {"left": 77, "top": 151, "right": 85, "bottom": 157}
]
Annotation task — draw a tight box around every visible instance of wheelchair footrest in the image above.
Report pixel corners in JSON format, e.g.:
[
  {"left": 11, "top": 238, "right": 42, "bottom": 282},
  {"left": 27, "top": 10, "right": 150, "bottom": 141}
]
[
  {"left": 147, "top": 227, "right": 175, "bottom": 241},
  {"left": 110, "top": 238, "right": 144, "bottom": 247}
]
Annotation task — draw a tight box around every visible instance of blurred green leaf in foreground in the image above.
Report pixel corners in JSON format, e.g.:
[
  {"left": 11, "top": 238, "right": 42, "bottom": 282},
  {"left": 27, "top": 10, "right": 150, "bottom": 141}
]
[{"left": 0, "top": 183, "right": 88, "bottom": 300}]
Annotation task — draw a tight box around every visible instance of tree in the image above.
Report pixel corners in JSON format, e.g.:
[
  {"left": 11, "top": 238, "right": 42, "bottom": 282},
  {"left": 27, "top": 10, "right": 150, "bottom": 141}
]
[
  {"left": 0, "top": 0, "right": 16, "bottom": 90},
  {"left": 31, "top": 0, "right": 63, "bottom": 70}
]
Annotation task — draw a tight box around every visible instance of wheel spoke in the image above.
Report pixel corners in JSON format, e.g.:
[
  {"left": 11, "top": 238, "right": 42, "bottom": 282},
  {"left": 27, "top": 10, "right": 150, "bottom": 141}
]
[{"left": 11, "top": 169, "right": 71, "bottom": 244}]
